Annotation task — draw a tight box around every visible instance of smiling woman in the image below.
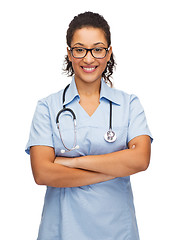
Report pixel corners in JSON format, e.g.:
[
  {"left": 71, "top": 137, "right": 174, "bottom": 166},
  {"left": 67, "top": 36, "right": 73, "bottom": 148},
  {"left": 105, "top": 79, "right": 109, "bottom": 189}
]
[
  {"left": 64, "top": 12, "right": 116, "bottom": 87},
  {"left": 67, "top": 27, "right": 112, "bottom": 88},
  {"left": 26, "top": 11, "right": 153, "bottom": 240}
]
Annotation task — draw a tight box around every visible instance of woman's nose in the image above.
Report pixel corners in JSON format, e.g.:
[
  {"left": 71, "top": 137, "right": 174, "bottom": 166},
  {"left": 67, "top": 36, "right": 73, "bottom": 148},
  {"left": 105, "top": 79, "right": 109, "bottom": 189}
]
[{"left": 83, "top": 51, "right": 95, "bottom": 64}]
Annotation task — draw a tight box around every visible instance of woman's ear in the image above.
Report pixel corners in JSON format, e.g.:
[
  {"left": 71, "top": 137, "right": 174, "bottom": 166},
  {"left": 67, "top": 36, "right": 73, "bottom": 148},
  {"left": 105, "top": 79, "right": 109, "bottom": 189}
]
[
  {"left": 107, "top": 46, "right": 112, "bottom": 62},
  {"left": 67, "top": 47, "right": 72, "bottom": 62}
]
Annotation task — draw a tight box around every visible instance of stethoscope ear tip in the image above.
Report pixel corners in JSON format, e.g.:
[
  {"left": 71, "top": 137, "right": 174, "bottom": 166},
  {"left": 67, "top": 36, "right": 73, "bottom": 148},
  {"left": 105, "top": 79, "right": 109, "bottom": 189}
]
[
  {"left": 61, "top": 149, "right": 66, "bottom": 153},
  {"left": 75, "top": 145, "right": 80, "bottom": 149}
]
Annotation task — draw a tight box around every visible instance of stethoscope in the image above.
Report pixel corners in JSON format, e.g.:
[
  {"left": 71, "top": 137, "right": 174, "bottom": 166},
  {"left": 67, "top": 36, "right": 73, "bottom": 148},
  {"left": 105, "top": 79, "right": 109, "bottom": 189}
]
[{"left": 56, "top": 84, "right": 117, "bottom": 153}]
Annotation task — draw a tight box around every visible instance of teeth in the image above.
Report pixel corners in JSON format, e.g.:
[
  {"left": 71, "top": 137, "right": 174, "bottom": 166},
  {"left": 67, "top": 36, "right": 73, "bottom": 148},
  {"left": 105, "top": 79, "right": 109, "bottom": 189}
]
[{"left": 83, "top": 67, "right": 95, "bottom": 71}]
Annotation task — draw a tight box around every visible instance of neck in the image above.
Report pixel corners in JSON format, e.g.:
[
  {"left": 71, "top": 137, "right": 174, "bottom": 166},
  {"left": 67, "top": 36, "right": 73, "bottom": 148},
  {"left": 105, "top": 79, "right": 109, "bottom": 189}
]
[{"left": 74, "top": 76, "right": 101, "bottom": 97}]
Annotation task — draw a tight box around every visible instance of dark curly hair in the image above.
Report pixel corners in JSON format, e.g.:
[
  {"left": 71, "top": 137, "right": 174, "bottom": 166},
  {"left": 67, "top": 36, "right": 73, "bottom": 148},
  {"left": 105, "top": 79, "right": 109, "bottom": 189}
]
[{"left": 63, "top": 11, "right": 116, "bottom": 87}]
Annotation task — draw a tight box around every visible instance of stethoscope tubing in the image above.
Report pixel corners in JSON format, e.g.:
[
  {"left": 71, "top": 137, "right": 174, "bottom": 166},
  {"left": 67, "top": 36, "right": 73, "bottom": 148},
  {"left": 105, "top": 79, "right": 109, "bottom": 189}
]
[{"left": 56, "top": 107, "right": 76, "bottom": 124}]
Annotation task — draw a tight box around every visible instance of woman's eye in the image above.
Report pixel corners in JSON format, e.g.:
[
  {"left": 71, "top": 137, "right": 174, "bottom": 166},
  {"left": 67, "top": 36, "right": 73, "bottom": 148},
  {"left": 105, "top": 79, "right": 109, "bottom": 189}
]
[
  {"left": 94, "top": 48, "right": 103, "bottom": 52},
  {"left": 76, "top": 48, "right": 84, "bottom": 53}
]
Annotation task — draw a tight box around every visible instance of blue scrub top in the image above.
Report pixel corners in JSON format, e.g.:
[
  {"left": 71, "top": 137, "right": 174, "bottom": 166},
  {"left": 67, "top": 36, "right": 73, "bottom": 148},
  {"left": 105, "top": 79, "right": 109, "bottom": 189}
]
[{"left": 25, "top": 77, "right": 153, "bottom": 240}]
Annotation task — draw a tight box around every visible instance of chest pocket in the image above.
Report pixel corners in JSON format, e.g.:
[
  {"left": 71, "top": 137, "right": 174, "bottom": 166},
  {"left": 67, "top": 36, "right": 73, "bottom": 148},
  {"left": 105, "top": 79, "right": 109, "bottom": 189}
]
[
  {"left": 86, "top": 125, "right": 128, "bottom": 155},
  {"left": 54, "top": 124, "right": 128, "bottom": 157}
]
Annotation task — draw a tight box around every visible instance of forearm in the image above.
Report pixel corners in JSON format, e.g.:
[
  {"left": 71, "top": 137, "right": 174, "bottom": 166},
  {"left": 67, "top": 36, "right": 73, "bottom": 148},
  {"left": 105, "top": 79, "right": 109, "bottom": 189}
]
[
  {"left": 75, "top": 149, "right": 147, "bottom": 177},
  {"left": 73, "top": 142, "right": 150, "bottom": 177},
  {"left": 38, "top": 160, "right": 115, "bottom": 188},
  {"left": 71, "top": 136, "right": 151, "bottom": 177}
]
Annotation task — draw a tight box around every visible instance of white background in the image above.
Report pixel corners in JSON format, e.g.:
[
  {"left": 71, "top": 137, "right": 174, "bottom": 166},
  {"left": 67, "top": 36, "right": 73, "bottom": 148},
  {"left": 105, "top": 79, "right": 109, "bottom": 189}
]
[{"left": 0, "top": 0, "right": 178, "bottom": 239}]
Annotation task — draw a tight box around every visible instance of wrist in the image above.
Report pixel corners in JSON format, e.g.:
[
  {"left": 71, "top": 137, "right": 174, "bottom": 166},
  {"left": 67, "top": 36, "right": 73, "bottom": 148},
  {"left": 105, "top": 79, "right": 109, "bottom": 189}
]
[
  {"left": 74, "top": 155, "right": 86, "bottom": 169},
  {"left": 74, "top": 156, "right": 80, "bottom": 168}
]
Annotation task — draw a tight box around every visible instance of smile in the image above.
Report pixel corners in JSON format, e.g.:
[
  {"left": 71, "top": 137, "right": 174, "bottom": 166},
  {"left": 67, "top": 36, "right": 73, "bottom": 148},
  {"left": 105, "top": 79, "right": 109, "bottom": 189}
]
[{"left": 81, "top": 66, "right": 98, "bottom": 73}]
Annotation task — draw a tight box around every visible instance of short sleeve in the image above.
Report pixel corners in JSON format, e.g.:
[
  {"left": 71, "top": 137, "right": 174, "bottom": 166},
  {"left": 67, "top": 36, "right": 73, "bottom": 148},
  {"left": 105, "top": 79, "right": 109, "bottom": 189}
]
[
  {"left": 127, "top": 95, "right": 153, "bottom": 143},
  {"left": 25, "top": 100, "right": 54, "bottom": 155}
]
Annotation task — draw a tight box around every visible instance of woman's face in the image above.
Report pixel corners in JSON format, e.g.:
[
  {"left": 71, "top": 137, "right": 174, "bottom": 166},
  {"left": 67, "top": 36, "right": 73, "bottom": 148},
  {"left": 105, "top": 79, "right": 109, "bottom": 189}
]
[{"left": 67, "top": 27, "right": 112, "bottom": 85}]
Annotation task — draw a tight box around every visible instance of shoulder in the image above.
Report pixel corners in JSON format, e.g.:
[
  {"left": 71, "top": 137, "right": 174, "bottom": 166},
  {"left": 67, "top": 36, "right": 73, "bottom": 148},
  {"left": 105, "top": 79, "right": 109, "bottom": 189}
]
[
  {"left": 111, "top": 86, "right": 139, "bottom": 106},
  {"left": 37, "top": 89, "right": 64, "bottom": 108},
  {"left": 33, "top": 89, "right": 65, "bottom": 120}
]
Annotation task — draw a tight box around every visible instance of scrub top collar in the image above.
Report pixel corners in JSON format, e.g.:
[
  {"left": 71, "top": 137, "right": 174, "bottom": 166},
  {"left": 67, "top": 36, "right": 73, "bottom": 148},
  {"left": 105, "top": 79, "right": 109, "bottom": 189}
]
[{"left": 63, "top": 76, "right": 121, "bottom": 106}]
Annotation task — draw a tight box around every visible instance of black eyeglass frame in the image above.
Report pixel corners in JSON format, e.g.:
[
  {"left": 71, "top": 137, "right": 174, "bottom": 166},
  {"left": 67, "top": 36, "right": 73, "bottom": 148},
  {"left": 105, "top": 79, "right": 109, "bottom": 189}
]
[{"left": 69, "top": 47, "right": 109, "bottom": 59}]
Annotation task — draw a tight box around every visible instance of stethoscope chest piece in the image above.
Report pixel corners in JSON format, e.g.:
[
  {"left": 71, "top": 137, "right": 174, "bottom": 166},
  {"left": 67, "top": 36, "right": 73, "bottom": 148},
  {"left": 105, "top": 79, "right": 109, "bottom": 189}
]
[{"left": 104, "top": 129, "right": 117, "bottom": 143}]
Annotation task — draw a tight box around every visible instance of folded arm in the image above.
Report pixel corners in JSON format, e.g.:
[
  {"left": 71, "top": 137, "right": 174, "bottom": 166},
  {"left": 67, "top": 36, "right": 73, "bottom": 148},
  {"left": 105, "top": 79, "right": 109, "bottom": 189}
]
[
  {"left": 30, "top": 146, "right": 115, "bottom": 188},
  {"left": 55, "top": 135, "right": 151, "bottom": 177}
]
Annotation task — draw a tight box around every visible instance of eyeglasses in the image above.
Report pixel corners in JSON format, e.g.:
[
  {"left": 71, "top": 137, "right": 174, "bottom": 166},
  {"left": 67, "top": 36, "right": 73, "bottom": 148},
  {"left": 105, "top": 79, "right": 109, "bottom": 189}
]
[{"left": 69, "top": 47, "right": 109, "bottom": 59}]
